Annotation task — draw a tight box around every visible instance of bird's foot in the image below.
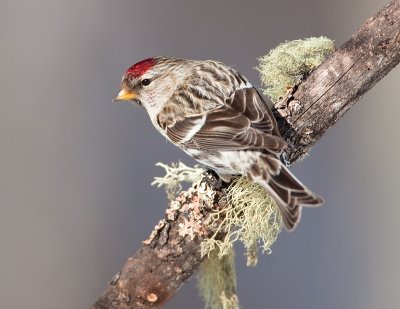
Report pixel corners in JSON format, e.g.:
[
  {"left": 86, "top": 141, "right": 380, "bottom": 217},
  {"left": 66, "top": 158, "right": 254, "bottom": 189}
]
[{"left": 201, "top": 169, "right": 230, "bottom": 191}]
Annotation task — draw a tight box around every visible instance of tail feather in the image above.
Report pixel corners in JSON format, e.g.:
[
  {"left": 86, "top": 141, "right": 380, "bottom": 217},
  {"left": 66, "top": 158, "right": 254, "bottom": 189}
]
[{"left": 251, "top": 157, "right": 323, "bottom": 231}]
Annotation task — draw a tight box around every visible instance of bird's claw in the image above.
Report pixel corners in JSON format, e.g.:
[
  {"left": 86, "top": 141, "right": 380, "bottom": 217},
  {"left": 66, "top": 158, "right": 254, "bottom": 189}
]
[{"left": 201, "top": 169, "right": 229, "bottom": 191}]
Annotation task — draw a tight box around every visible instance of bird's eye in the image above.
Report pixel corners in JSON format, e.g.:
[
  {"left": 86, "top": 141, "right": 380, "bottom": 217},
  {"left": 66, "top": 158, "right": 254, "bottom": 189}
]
[{"left": 141, "top": 79, "right": 151, "bottom": 86}]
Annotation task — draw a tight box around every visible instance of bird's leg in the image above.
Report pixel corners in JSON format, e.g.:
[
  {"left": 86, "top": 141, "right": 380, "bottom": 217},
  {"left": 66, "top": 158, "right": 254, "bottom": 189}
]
[{"left": 218, "top": 174, "right": 232, "bottom": 183}]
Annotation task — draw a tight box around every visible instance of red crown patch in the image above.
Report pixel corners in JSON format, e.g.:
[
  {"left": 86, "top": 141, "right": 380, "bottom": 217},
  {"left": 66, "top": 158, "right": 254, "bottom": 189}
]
[{"left": 126, "top": 58, "right": 156, "bottom": 78}]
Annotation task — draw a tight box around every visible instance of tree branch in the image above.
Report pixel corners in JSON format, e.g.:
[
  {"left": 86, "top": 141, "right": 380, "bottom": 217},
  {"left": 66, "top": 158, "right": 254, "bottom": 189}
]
[
  {"left": 90, "top": 1, "right": 400, "bottom": 308},
  {"left": 275, "top": 0, "right": 400, "bottom": 163}
]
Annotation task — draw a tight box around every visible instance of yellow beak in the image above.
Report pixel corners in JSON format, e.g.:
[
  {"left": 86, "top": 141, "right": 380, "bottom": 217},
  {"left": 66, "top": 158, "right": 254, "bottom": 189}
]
[{"left": 113, "top": 89, "right": 138, "bottom": 102}]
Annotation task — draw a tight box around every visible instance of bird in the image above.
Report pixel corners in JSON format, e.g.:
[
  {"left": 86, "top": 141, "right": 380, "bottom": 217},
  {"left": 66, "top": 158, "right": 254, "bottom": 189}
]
[{"left": 114, "top": 57, "right": 323, "bottom": 230}]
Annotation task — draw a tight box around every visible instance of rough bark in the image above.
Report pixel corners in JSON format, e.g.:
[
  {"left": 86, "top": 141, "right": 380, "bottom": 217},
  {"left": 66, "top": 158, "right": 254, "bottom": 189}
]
[
  {"left": 90, "top": 178, "right": 228, "bottom": 309},
  {"left": 275, "top": 0, "right": 400, "bottom": 163},
  {"left": 90, "top": 1, "right": 400, "bottom": 308}
]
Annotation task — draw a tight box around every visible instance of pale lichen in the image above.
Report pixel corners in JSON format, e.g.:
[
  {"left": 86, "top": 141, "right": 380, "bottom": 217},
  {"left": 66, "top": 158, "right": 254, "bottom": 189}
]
[
  {"left": 151, "top": 162, "right": 204, "bottom": 200},
  {"left": 153, "top": 163, "right": 282, "bottom": 265},
  {"left": 154, "top": 164, "right": 282, "bottom": 309},
  {"left": 257, "top": 36, "right": 335, "bottom": 103},
  {"left": 198, "top": 248, "right": 239, "bottom": 309},
  {"left": 200, "top": 176, "right": 282, "bottom": 265}
]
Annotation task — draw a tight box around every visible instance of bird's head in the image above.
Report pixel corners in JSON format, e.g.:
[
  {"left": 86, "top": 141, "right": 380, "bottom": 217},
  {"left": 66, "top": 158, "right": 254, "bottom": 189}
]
[{"left": 114, "top": 57, "right": 187, "bottom": 112}]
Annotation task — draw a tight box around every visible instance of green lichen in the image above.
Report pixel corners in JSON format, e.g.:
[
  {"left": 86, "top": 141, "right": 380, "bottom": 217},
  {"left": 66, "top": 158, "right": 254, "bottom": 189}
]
[
  {"left": 200, "top": 176, "right": 282, "bottom": 266},
  {"left": 153, "top": 163, "right": 282, "bottom": 265},
  {"left": 257, "top": 36, "right": 335, "bottom": 103},
  {"left": 198, "top": 248, "right": 239, "bottom": 309},
  {"left": 154, "top": 164, "right": 283, "bottom": 309}
]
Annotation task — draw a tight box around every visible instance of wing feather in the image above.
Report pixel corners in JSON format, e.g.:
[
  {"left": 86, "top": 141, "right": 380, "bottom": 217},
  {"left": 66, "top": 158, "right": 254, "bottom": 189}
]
[{"left": 165, "top": 87, "right": 286, "bottom": 152}]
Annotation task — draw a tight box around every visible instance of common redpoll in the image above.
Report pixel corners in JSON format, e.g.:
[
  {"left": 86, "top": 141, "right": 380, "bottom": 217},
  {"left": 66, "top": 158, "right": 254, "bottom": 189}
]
[{"left": 114, "top": 57, "right": 323, "bottom": 230}]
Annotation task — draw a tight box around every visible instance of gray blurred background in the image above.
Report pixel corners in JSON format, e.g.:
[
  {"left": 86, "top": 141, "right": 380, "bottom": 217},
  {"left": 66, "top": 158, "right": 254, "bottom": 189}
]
[{"left": 0, "top": 0, "right": 399, "bottom": 308}]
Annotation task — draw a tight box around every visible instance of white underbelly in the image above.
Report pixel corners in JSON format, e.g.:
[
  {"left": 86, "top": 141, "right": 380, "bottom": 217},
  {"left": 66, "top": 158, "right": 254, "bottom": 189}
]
[{"left": 184, "top": 148, "right": 261, "bottom": 176}]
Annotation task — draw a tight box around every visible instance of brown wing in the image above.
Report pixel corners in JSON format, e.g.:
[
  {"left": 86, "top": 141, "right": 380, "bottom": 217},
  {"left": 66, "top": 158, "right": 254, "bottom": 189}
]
[
  {"left": 166, "top": 87, "right": 286, "bottom": 152},
  {"left": 226, "top": 86, "right": 281, "bottom": 136}
]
